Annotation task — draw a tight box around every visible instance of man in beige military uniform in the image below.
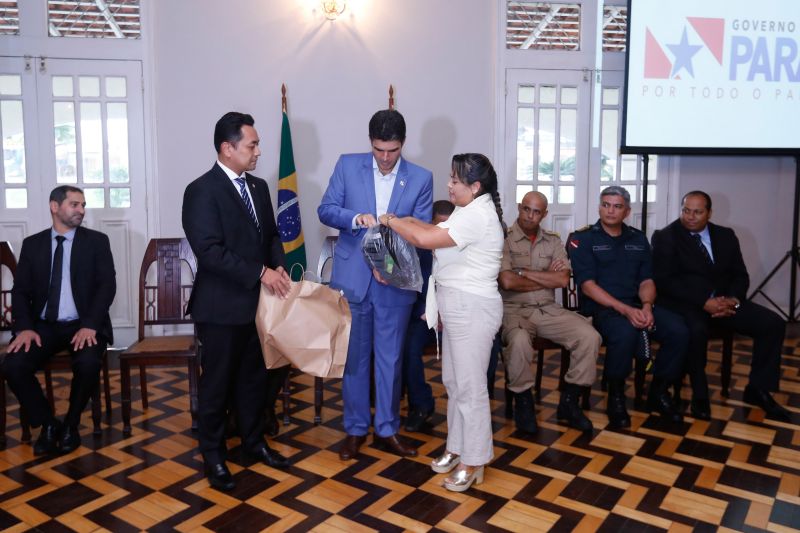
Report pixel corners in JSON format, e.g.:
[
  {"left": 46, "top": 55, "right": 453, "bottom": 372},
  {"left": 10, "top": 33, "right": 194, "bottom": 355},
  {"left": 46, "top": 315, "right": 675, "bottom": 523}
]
[{"left": 499, "top": 191, "right": 600, "bottom": 434}]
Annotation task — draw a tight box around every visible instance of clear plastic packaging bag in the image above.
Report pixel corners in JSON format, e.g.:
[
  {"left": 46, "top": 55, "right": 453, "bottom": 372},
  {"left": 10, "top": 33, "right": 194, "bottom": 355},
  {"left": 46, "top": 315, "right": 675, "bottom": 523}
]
[{"left": 361, "top": 224, "right": 423, "bottom": 292}]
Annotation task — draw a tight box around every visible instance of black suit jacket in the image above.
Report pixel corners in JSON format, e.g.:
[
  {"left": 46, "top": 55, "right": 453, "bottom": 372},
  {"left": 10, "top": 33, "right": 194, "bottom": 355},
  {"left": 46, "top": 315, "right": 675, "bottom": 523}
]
[
  {"left": 11, "top": 226, "right": 116, "bottom": 343},
  {"left": 651, "top": 219, "right": 749, "bottom": 311},
  {"left": 182, "top": 163, "right": 285, "bottom": 325}
]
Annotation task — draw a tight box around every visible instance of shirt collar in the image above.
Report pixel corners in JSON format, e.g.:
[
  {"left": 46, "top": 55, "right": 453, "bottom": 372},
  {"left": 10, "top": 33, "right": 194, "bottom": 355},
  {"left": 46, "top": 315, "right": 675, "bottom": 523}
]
[
  {"left": 509, "top": 221, "right": 540, "bottom": 243},
  {"left": 50, "top": 227, "right": 77, "bottom": 241},
  {"left": 693, "top": 225, "right": 711, "bottom": 240},
  {"left": 372, "top": 156, "right": 401, "bottom": 179},
  {"left": 217, "top": 160, "right": 245, "bottom": 181}
]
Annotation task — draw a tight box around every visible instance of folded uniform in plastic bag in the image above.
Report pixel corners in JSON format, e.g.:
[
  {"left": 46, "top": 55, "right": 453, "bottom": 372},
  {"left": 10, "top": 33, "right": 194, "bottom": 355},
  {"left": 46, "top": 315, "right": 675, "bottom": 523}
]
[{"left": 361, "top": 224, "right": 423, "bottom": 292}]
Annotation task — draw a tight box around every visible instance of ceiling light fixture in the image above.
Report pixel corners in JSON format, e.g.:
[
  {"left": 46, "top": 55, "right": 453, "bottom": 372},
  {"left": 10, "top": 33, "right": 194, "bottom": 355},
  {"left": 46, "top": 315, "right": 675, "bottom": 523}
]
[{"left": 321, "top": 0, "right": 346, "bottom": 20}]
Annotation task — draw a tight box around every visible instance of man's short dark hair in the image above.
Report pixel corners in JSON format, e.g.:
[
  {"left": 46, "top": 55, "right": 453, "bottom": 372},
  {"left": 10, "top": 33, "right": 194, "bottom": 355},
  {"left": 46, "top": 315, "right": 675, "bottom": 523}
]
[
  {"left": 368, "top": 109, "right": 406, "bottom": 143},
  {"left": 49, "top": 185, "right": 83, "bottom": 205},
  {"left": 433, "top": 200, "right": 455, "bottom": 218},
  {"left": 682, "top": 190, "right": 712, "bottom": 211},
  {"left": 214, "top": 112, "right": 255, "bottom": 153}
]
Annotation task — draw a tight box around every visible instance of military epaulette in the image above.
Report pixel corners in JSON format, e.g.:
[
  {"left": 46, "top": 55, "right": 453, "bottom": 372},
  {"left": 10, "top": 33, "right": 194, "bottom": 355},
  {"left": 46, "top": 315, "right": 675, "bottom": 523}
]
[
  {"left": 573, "top": 225, "right": 592, "bottom": 233},
  {"left": 543, "top": 229, "right": 560, "bottom": 238}
]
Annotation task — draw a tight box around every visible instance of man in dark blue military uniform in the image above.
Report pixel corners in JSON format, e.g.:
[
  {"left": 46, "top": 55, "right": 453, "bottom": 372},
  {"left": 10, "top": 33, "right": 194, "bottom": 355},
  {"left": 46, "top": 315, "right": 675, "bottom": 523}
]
[{"left": 567, "top": 186, "right": 687, "bottom": 429}]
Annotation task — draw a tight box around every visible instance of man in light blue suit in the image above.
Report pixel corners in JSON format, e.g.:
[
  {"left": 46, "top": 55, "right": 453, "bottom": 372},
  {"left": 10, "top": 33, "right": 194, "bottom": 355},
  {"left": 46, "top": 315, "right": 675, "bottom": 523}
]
[{"left": 318, "top": 109, "right": 433, "bottom": 461}]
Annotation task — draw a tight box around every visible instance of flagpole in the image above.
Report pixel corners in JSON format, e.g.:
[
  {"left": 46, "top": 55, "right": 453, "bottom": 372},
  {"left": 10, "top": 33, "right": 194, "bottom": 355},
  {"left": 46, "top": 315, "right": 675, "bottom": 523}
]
[
  {"left": 388, "top": 84, "right": 394, "bottom": 110},
  {"left": 281, "top": 83, "right": 287, "bottom": 113}
]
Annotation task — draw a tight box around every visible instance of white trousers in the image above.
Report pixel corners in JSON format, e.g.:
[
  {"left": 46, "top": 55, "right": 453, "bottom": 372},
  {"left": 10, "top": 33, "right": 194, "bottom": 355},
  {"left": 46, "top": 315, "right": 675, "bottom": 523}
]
[{"left": 438, "top": 286, "right": 502, "bottom": 466}]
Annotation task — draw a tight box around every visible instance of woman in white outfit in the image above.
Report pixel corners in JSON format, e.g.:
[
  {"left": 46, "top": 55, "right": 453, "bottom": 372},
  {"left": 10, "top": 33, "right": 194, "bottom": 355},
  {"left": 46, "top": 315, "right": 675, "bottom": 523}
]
[{"left": 379, "top": 153, "right": 504, "bottom": 492}]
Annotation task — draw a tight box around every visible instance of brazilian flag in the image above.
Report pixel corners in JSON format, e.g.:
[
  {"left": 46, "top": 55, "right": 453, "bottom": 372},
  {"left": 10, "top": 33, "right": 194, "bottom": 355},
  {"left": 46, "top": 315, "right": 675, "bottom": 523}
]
[{"left": 277, "top": 111, "right": 307, "bottom": 281}]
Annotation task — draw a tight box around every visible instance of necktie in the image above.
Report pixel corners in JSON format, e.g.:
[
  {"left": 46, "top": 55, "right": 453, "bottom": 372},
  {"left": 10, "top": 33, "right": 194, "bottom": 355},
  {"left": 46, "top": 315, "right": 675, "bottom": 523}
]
[
  {"left": 691, "top": 233, "right": 713, "bottom": 264},
  {"left": 45, "top": 235, "right": 66, "bottom": 322},
  {"left": 235, "top": 177, "right": 260, "bottom": 231}
]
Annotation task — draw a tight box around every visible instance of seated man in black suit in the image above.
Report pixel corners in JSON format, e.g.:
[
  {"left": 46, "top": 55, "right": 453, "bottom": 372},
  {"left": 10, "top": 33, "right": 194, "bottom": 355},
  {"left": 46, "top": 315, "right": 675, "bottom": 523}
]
[
  {"left": 4, "top": 185, "right": 116, "bottom": 456},
  {"left": 651, "top": 191, "right": 789, "bottom": 421}
]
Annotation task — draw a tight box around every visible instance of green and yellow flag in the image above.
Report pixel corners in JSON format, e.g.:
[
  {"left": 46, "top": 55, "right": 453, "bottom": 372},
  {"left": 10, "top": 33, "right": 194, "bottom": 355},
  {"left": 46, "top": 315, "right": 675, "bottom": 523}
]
[{"left": 276, "top": 108, "right": 307, "bottom": 281}]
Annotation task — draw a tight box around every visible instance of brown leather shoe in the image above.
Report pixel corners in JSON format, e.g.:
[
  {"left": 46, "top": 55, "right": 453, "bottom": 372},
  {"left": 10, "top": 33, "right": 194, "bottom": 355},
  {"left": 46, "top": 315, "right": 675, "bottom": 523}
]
[
  {"left": 339, "top": 434, "right": 366, "bottom": 460},
  {"left": 373, "top": 434, "right": 418, "bottom": 457}
]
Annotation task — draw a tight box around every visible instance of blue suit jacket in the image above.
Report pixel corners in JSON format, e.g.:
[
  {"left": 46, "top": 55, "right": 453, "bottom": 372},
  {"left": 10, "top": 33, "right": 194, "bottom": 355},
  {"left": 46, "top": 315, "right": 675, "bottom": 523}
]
[{"left": 318, "top": 153, "right": 433, "bottom": 305}]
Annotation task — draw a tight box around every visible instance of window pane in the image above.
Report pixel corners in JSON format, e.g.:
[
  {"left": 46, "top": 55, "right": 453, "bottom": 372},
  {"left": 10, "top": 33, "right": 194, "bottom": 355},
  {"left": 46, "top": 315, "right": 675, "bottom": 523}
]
[
  {"left": 80, "top": 102, "right": 104, "bottom": 183},
  {"left": 602, "top": 5, "right": 627, "bottom": 52},
  {"left": 620, "top": 154, "right": 638, "bottom": 182},
  {"left": 506, "top": 2, "right": 581, "bottom": 50},
  {"left": 516, "top": 184, "right": 534, "bottom": 203},
  {"left": 538, "top": 109, "right": 555, "bottom": 182},
  {"left": 110, "top": 187, "right": 130, "bottom": 208},
  {"left": 106, "top": 76, "right": 126, "bottom": 97},
  {"left": 601, "top": 109, "right": 618, "bottom": 181},
  {"left": 47, "top": 0, "right": 141, "bottom": 39},
  {"left": 53, "top": 102, "right": 77, "bottom": 183},
  {"left": 5, "top": 188, "right": 26, "bottom": 208},
  {"left": 622, "top": 184, "right": 637, "bottom": 203},
  {"left": 84, "top": 187, "right": 104, "bottom": 208},
  {"left": 107, "top": 102, "right": 129, "bottom": 183},
  {"left": 540, "top": 86, "right": 556, "bottom": 105},
  {"left": 537, "top": 185, "right": 554, "bottom": 204},
  {"left": 0, "top": 75, "right": 21, "bottom": 96},
  {"left": 0, "top": 2, "right": 20, "bottom": 35},
  {"left": 559, "top": 109, "right": 577, "bottom": 182},
  {"left": 561, "top": 87, "right": 577, "bottom": 105},
  {"left": 516, "top": 108, "right": 534, "bottom": 182},
  {"left": 52, "top": 76, "right": 73, "bottom": 97},
  {"left": 1, "top": 101, "right": 26, "bottom": 184},
  {"left": 602, "top": 87, "right": 619, "bottom": 106},
  {"left": 641, "top": 184, "right": 656, "bottom": 203},
  {"left": 79, "top": 76, "right": 100, "bottom": 98},
  {"left": 558, "top": 185, "right": 575, "bottom": 204}
]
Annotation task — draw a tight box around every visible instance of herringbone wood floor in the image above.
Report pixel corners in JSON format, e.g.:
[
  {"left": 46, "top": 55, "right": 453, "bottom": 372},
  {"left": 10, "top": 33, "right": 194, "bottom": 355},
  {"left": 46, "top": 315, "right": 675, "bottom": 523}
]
[{"left": 0, "top": 336, "right": 799, "bottom": 532}]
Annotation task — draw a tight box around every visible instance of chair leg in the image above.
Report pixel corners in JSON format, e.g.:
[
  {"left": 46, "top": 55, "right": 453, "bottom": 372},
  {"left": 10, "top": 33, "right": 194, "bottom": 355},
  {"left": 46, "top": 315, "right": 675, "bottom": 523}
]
[
  {"left": 91, "top": 384, "right": 101, "bottom": 436},
  {"left": 281, "top": 373, "right": 291, "bottom": 426},
  {"left": 558, "top": 349, "right": 570, "bottom": 392},
  {"left": 721, "top": 334, "right": 733, "bottom": 398},
  {"left": 121, "top": 360, "right": 132, "bottom": 436},
  {"left": 0, "top": 377, "right": 6, "bottom": 449},
  {"left": 534, "top": 348, "right": 544, "bottom": 403},
  {"left": 139, "top": 364, "right": 148, "bottom": 410},
  {"left": 188, "top": 358, "right": 199, "bottom": 431},
  {"left": 314, "top": 377, "right": 323, "bottom": 425},
  {"left": 20, "top": 406, "right": 31, "bottom": 443},
  {"left": 45, "top": 369, "right": 55, "bottom": 413},
  {"left": 102, "top": 350, "right": 112, "bottom": 423}
]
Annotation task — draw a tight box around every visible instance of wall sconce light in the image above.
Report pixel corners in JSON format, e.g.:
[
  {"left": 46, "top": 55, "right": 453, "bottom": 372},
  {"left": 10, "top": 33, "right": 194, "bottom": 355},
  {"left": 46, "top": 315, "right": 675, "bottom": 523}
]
[{"left": 321, "top": 0, "right": 346, "bottom": 20}]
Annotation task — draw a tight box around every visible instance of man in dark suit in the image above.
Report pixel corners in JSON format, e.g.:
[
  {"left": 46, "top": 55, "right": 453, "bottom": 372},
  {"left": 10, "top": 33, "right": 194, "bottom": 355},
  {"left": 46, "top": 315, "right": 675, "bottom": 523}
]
[
  {"left": 182, "top": 112, "right": 292, "bottom": 492},
  {"left": 652, "top": 191, "right": 789, "bottom": 421},
  {"left": 4, "top": 185, "right": 116, "bottom": 456}
]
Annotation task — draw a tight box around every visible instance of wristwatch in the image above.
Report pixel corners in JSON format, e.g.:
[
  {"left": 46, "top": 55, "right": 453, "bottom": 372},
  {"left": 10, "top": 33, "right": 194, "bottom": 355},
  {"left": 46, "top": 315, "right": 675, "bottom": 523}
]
[{"left": 516, "top": 269, "right": 523, "bottom": 276}]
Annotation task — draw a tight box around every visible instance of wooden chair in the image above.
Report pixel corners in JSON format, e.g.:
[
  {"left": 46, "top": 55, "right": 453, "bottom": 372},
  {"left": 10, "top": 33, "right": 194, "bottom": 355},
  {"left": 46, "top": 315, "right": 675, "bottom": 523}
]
[
  {"left": 0, "top": 242, "right": 110, "bottom": 446},
  {"left": 119, "top": 238, "right": 199, "bottom": 435}
]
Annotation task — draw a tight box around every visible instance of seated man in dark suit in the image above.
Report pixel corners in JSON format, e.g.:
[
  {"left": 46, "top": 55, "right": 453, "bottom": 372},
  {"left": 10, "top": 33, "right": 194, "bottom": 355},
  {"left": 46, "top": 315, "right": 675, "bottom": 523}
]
[
  {"left": 651, "top": 191, "right": 789, "bottom": 421},
  {"left": 4, "top": 185, "right": 116, "bottom": 456}
]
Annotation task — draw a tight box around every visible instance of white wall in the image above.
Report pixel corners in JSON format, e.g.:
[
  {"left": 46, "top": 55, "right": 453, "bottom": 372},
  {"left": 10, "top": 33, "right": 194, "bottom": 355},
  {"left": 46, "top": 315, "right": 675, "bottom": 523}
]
[
  {"left": 150, "top": 0, "right": 496, "bottom": 268},
  {"left": 677, "top": 156, "right": 796, "bottom": 311}
]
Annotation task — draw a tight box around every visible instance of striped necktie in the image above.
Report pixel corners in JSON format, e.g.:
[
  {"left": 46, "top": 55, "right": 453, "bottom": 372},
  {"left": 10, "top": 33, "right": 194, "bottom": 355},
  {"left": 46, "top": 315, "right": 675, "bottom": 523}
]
[
  {"left": 691, "top": 233, "right": 713, "bottom": 264},
  {"left": 235, "top": 177, "right": 260, "bottom": 231}
]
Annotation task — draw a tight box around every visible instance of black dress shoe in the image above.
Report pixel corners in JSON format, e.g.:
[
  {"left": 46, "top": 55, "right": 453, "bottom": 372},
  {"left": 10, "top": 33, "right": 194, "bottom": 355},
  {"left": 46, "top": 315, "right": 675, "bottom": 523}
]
[
  {"left": 690, "top": 398, "right": 711, "bottom": 421},
  {"left": 59, "top": 426, "right": 81, "bottom": 454},
  {"left": 646, "top": 391, "right": 684, "bottom": 423},
  {"left": 339, "top": 434, "right": 366, "bottom": 460},
  {"left": 205, "top": 462, "right": 235, "bottom": 491},
  {"left": 33, "top": 420, "right": 62, "bottom": 456},
  {"left": 404, "top": 409, "right": 432, "bottom": 433},
  {"left": 373, "top": 434, "right": 418, "bottom": 457},
  {"left": 264, "top": 408, "right": 279, "bottom": 437},
  {"left": 743, "top": 385, "right": 791, "bottom": 422},
  {"left": 248, "top": 445, "right": 289, "bottom": 469}
]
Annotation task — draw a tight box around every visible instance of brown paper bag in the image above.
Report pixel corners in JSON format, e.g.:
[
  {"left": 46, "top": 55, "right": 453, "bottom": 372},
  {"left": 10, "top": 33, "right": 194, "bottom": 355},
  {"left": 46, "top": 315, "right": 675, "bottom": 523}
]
[{"left": 256, "top": 279, "right": 351, "bottom": 378}]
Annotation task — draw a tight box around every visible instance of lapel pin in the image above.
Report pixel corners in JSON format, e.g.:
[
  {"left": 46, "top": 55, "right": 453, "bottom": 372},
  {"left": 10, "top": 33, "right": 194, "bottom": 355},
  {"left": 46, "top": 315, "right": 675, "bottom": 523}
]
[
  {"left": 250, "top": 183, "right": 255, "bottom": 189},
  {"left": 400, "top": 180, "right": 406, "bottom": 187}
]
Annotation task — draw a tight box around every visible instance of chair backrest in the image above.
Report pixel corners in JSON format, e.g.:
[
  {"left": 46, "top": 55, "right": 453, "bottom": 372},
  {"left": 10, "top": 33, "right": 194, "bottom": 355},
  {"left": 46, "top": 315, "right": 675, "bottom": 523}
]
[
  {"left": 0, "top": 242, "right": 17, "bottom": 332},
  {"left": 563, "top": 271, "right": 580, "bottom": 313},
  {"left": 138, "top": 238, "right": 197, "bottom": 339},
  {"left": 316, "top": 235, "right": 338, "bottom": 284}
]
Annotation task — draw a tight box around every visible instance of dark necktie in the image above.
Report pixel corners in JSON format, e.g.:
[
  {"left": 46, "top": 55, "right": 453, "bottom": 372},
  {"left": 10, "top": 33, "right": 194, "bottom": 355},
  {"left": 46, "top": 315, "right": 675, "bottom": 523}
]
[
  {"left": 235, "top": 177, "right": 260, "bottom": 231},
  {"left": 45, "top": 235, "right": 66, "bottom": 322},
  {"left": 691, "top": 233, "right": 713, "bottom": 264}
]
